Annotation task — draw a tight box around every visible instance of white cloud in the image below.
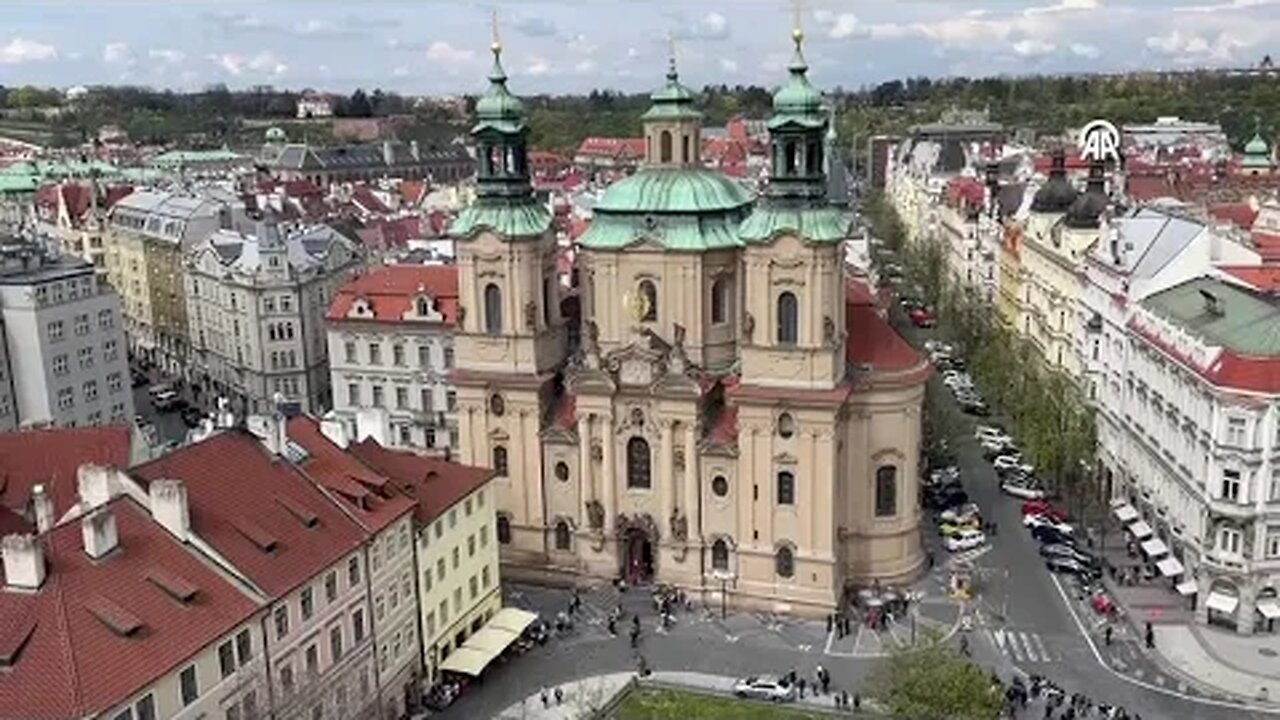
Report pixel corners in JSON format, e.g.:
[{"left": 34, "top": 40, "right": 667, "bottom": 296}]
[
  {"left": 719, "top": 57, "right": 738, "bottom": 73},
  {"left": 677, "top": 11, "right": 730, "bottom": 41},
  {"left": 1176, "top": 0, "right": 1279, "bottom": 12},
  {"left": 1070, "top": 43, "right": 1101, "bottom": 58},
  {"left": 525, "top": 56, "right": 551, "bottom": 76},
  {"left": 1012, "top": 39, "right": 1056, "bottom": 56},
  {"left": 0, "top": 37, "right": 57, "bottom": 64},
  {"left": 209, "top": 51, "right": 288, "bottom": 77},
  {"left": 627, "top": 47, "right": 640, "bottom": 59},
  {"left": 1145, "top": 29, "right": 1252, "bottom": 61},
  {"left": 103, "top": 42, "right": 132, "bottom": 64},
  {"left": 424, "top": 41, "right": 474, "bottom": 65},
  {"left": 574, "top": 59, "right": 595, "bottom": 73},
  {"left": 1025, "top": 0, "right": 1101, "bottom": 15},
  {"left": 568, "top": 34, "right": 598, "bottom": 56},
  {"left": 829, "top": 14, "right": 863, "bottom": 40},
  {"left": 149, "top": 48, "right": 186, "bottom": 64},
  {"left": 392, "top": 66, "right": 409, "bottom": 77}
]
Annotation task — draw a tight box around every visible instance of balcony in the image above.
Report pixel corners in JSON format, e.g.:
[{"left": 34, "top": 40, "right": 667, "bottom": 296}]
[
  {"left": 413, "top": 410, "right": 449, "bottom": 428},
  {"left": 1206, "top": 496, "right": 1256, "bottom": 521}
]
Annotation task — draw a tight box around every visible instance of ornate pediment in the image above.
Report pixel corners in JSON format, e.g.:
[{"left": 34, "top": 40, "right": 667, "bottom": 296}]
[{"left": 607, "top": 342, "right": 667, "bottom": 389}]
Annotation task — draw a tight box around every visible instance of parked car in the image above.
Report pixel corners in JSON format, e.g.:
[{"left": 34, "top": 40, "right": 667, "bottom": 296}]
[
  {"left": 146, "top": 383, "right": 174, "bottom": 400},
  {"left": 1045, "top": 555, "right": 1100, "bottom": 580},
  {"left": 734, "top": 676, "right": 797, "bottom": 702},
  {"left": 179, "top": 406, "right": 205, "bottom": 428},
  {"left": 945, "top": 529, "right": 987, "bottom": 552},
  {"left": 993, "top": 455, "right": 1033, "bottom": 474},
  {"left": 1021, "top": 500, "right": 1067, "bottom": 522},
  {"left": 959, "top": 398, "right": 990, "bottom": 416},
  {"left": 1001, "top": 479, "right": 1046, "bottom": 500},
  {"left": 152, "top": 390, "right": 184, "bottom": 412},
  {"left": 1031, "top": 524, "right": 1077, "bottom": 547},
  {"left": 940, "top": 503, "right": 982, "bottom": 523},
  {"left": 926, "top": 487, "right": 970, "bottom": 511},
  {"left": 909, "top": 308, "right": 935, "bottom": 328},
  {"left": 939, "top": 518, "right": 982, "bottom": 537},
  {"left": 1040, "top": 543, "right": 1098, "bottom": 567},
  {"left": 1023, "top": 513, "right": 1074, "bottom": 535},
  {"left": 975, "top": 426, "right": 1012, "bottom": 444}
]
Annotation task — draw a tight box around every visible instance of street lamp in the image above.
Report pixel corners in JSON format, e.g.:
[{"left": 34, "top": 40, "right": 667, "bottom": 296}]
[{"left": 712, "top": 570, "right": 734, "bottom": 620}]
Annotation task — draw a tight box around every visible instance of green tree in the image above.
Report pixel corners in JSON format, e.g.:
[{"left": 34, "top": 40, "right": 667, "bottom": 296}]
[{"left": 868, "top": 642, "right": 1004, "bottom": 719}]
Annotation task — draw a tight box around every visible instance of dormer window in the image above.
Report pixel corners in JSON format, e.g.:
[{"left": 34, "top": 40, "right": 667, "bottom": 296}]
[{"left": 416, "top": 296, "right": 432, "bottom": 316}]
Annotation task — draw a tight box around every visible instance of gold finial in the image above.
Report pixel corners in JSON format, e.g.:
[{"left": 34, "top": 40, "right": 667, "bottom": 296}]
[
  {"left": 490, "top": 9, "right": 502, "bottom": 53},
  {"left": 791, "top": 0, "right": 805, "bottom": 45}
]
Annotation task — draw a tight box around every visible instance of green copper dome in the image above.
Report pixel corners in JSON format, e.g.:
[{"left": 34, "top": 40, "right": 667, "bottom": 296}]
[
  {"left": 1243, "top": 131, "right": 1272, "bottom": 168},
  {"left": 640, "top": 58, "right": 702, "bottom": 122},
  {"left": 593, "top": 168, "right": 752, "bottom": 213},
  {"left": 473, "top": 44, "right": 525, "bottom": 134},
  {"left": 769, "top": 29, "right": 824, "bottom": 130}
]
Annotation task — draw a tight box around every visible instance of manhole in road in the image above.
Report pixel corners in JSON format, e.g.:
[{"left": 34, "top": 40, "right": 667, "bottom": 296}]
[{"left": 1260, "top": 648, "right": 1278, "bottom": 658}]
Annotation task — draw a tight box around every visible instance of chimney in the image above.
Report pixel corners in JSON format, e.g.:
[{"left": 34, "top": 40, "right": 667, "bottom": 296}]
[
  {"left": 76, "top": 464, "right": 114, "bottom": 511},
  {"left": 410, "top": 140, "right": 421, "bottom": 162},
  {"left": 247, "top": 413, "right": 288, "bottom": 456},
  {"left": 1199, "top": 288, "right": 1224, "bottom": 316},
  {"left": 81, "top": 508, "right": 118, "bottom": 560},
  {"left": 2, "top": 534, "right": 46, "bottom": 590},
  {"left": 383, "top": 140, "right": 395, "bottom": 167},
  {"left": 31, "top": 484, "right": 54, "bottom": 533},
  {"left": 354, "top": 407, "right": 389, "bottom": 447},
  {"left": 320, "top": 414, "right": 350, "bottom": 449},
  {"left": 149, "top": 479, "right": 190, "bottom": 543}
]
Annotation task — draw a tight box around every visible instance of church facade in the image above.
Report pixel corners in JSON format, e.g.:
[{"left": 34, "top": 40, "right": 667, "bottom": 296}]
[{"left": 448, "top": 30, "right": 928, "bottom": 616}]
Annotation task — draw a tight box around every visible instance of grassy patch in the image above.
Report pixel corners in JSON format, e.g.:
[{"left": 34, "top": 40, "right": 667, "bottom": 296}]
[{"left": 609, "top": 688, "right": 833, "bottom": 720}]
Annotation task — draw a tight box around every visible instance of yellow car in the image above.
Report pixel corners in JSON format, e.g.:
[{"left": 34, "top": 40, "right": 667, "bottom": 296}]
[{"left": 939, "top": 518, "right": 981, "bottom": 537}]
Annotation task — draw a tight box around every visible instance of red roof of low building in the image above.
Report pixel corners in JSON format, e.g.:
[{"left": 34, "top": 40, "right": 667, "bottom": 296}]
[
  {"left": 398, "top": 180, "right": 426, "bottom": 208},
  {"left": 130, "top": 431, "right": 366, "bottom": 598},
  {"left": 0, "top": 498, "right": 259, "bottom": 720},
  {"left": 1128, "top": 318, "right": 1280, "bottom": 394},
  {"left": 349, "top": 440, "right": 494, "bottom": 526},
  {"left": 102, "top": 184, "right": 134, "bottom": 209},
  {"left": 1252, "top": 232, "right": 1280, "bottom": 262},
  {"left": 845, "top": 277, "right": 930, "bottom": 383},
  {"left": 351, "top": 185, "right": 391, "bottom": 215},
  {"left": 0, "top": 426, "right": 132, "bottom": 533},
  {"left": 1221, "top": 265, "right": 1280, "bottom": 291},
  {"left": 285, "top": 417, "right": 415, "bottom": 534},
  {"left": 326, "top": 264, "right": 459, "bottom": 326},
  {"left": 1208, "top": 203, "right": 1259, "bottom": 231},
  {"left": 282, "top": 179, "right": 324, "bottom": 198},
  {"left": 575, "top": 137, "right": 646, "bottom": 159}
]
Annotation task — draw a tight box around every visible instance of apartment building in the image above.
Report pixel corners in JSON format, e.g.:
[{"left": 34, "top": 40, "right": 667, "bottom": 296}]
[
  {"left": 0, "top": 238, "right": 133, "bottom": 429},
  {"left": 283, "top": 415, "right": 421, "bottom": 720},
  {"left": 105, "top": 190, "right": 223, "bottom": 373},
  {"left": 1109, "top": 277, "right": 1280, "bottom": 635},
  {"left": 325, "top": 264, "right": 459, "bottom": 452},
  {"left": 185, "top": 218, "right": 363, "bottom": 414},
  {"left": 350, "top": 438, "right": 502, "bottom": 686}
]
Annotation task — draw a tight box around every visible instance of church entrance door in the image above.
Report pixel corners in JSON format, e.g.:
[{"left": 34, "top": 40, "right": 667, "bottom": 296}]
[{"left": 624, "top": 527, "right": 654, "bottom": 585}]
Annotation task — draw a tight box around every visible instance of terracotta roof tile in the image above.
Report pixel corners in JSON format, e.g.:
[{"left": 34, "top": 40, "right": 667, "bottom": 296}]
[
  {"left": 0, "top": 426, "right": 132, "bottom": 529},
  {"left": 1221, "top": 265, "right": 1280, "bottom": 292},
  {"left": 349, "top": 440, "right": 493, "bottom": 526},
  {"left": 130, "top": 431, "right": 365, "bottom": 598},
  {"left": 326, "top": 264, "right": 459, "bottom": 326},
  {"left": 285, "top": 417, "right": 415, "bottom": 533},
  {"left": 0, "top": 498, "right": 259, "bottom": 719},
  {"left": 1208, "top": 202, "right": 1259, "bottom": 231}
]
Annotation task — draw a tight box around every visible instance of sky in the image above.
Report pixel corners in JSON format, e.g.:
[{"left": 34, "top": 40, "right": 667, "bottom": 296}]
[{"left": 1, "top": 0, "right": 1278, "bottom": 96}]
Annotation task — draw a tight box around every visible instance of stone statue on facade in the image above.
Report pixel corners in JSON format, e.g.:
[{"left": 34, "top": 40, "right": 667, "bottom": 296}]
[
  {"left": 668, "top": 323, "right": 690, "bottom": 375},
  {"left": 583, "top": 320, "right": 602, "bottom": 370},
  {"left": 456, "top": 305, "right": 466, "bottom": 325},
  {"left": 585, "top": 499, "right": 605, "bottom": 531},
  {"left": 524, "top": 301, "right": 537, "bottom": 330},
  {"left": 823, "top": 315, "right": 836, "bottom": 345},
  {"left": 670, "top": 507, "right": 688, "bottom": 543},
  {"left": 743, "top": 312, "right": 755, "bottom": 341}
]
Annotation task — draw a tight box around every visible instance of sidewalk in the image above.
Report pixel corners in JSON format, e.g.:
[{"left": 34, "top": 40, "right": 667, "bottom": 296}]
[
  {"left": 494, "top": 671, "right": 861, "bottom": 718},
  {"left": 1154, "top": 624, "right": 1280, "bottom": 703}
]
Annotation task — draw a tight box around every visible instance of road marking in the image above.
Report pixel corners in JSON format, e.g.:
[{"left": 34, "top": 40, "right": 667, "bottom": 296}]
[
  {"left": 798, "top": 644, "right": 812, "bottom": 653},
  {"left": 725, "top": 634, "right": 739, "bottom": 643},
  {"left": 1019, "top": 631, "right": 1038, "bottom": 662},
  {"left": 823, "top": 630, "right": 835, "bottom": 655},
  {"left": 1031, "top": 633, "right": 1050, "bottom": 662},
  {"left": 1048, "top": 572, "right": 1280, "bottom": 713}
]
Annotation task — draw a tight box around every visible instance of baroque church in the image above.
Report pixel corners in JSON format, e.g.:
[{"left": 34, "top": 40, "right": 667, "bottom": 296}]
[{"left": 448, "top": 26, "right": 929, "bottom": 615}]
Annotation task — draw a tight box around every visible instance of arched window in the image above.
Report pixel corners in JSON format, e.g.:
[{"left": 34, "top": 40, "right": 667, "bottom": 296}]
[
  {"left": 639, "top": 280, "right": 658, "bottom": 322},
  {"left": 660, "top": 130, "right": 673, "bottom": 163},
  {"left": 681, "top": 134, "right": 690, "bottom": 164},
  {"left": 626, "top": 436, "right": 651, "bottom": 488},
  {"left": 710, "top": 277, "right": 728, "bottom": 325},
  {"left": 554, "top": 521, "right": 571, "bottom": 550},
  {"left": 806, "top": 142, "right": 820, "bottom": 175},
  {"left": 496, "top": 514, "right": 511, "bottom": 544},
  {"left": 776, "top": 471, "right": 795, "bottom": 505},
  {"left": 492, "top": 445, "right": 508, "bottom": 475},
  {"left": 784, "top": 140, "right": 797, "bottom": 174},
  {"left": 776, "top": 292, "right": 798, "bottom": 345},
  {"left": 775, "top": 545, "right": 795, "bottom": 578},
  {"left": 484, "top": 283, "right": 502, "bottom": 335},
  {"left": 875, "top": 465, "right": 898, "bottom": 517},
  {"left": 712, "top": 538, "right": 730, "bottom": 571},
  {"left": 416, "top": 296, "right": 431, "bottom": 316}
]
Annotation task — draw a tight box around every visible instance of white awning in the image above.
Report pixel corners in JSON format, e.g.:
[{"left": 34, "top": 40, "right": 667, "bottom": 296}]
[
  {"left": 1128, "top": 520, "right": 1153, "bottom": 539},
  {"left": 438, "top": 607, "right": 540, "bottom": 676},
  {"left": 1206, "top": 592, "right": 1240, "bottom": 615},
  {"left": 1156, "top": 557, "right": 1184, "bottom": 577},
  {"left": 1175, "top": 580, "right": 1198, "bottom": 596},
  {"left": 438, "top": 646, "right": 495, "bottom": 677},
  {"left": 1258, "top": 600, "right": 1280, "bottom": 620},
  {"left": 488, "top": 607, "right": 538, "bottom": 635},
  {"left": 1110, "top": 497, "right": 1129, "bottom": 509},
  {"left": 1113, "top": 504, "right": 1139, "bottom": 523},
  {"left": 1141, "top": 538, "right": 1169, "bottom": 558}
]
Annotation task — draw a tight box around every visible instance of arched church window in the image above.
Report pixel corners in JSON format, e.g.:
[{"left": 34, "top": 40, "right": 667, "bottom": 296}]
[
  {"left": 639, "top": 280, "right": 658, "bottom": 322},
  {"left": 875, "top": 466, "right": 898, "bottom": 517},
  {"left": 416, "top": 296, "right": 431, "bottom": 316},
  {"left": 484, "top": 283, "right": 502, "bottom": 335},
  {"left": 492, "top": 445, "right": 508, "bottom": 475},
  {"left": 712, "top": 538, "right": 730, "bottom": 571},
  {"left": 777, "top": 292, "right": 798, "bottom": 346},
  {"left": 554, "top": 521, "right": 571, "bottom": 550},
  {"left": 660, "top": 130, "right": 673, "bottom": 163},
  {"left": 626, "top": 436, "right": 651, "bottom": 488},
  {"left": 710, "top": 277, "right": 728, "bottom": 325},
  {"left": 682, "top": 134, "right": 690, "bottom": 164}
]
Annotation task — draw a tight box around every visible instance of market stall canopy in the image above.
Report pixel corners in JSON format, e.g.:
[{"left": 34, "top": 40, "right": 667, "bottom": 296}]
[
  {"left": 438, "top": 646, "right": 496, "bottom": 677},
  {"left": 1127, "top": 520, "right": 1153, "bottom": 539},
  {"left": 1257, "top": 600, "right": 1280, "bottom": 620},
  {"left": 438, "top": 607, "right": 541, "bottom": 677},
  {"left": 1113, "top": 504, "right": 1139, "bottom": 523},
  {"left": 1175, "top": 580, "right": 1198, "bottom": 596},
  {"left": 1140, "top": 538, "right": 1169, "bottom": 558},
  {"left": 1156, "top": 557, "right": 1184, "bottom": 577},
  {"left": 1206, "top": 592, "right": 1239, "bottom": 615}
]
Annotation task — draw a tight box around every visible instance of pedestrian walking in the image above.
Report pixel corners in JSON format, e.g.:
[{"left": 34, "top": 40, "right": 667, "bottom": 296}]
[
  {"left": 1144, "top": 621, "right": 1154, "bottom": 649},
  {"left": 827, "top": 613, "right": 834, "bottom": 634},
  {"left": 797, "top": 677, "right": 807, "bottom": 697},
  {"left": 853, "top": 692, "right": 860, "bottom": 710},
  {"left": 1104, "top": 625, "right": 1113, "bottom": 646},
  {"left": 540, "top": 686, "right": 549, "bottom": 708},
  {"left": 554, "top": 687, "right": 564, "bottom": 705},
  {"left": 630, "top": 626, "right": 640, "bottom": 649}
]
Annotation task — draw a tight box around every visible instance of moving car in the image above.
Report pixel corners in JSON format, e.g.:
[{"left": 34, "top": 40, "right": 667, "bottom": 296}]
[
  {"left": 152, "top": 390, "right": 183, "bottom": 412},
  {"left": 945, "top": 528, "right": 986, "bottom": 552},
  {"left": 733, "top": 677, "right": 797, "bottom": 702}
]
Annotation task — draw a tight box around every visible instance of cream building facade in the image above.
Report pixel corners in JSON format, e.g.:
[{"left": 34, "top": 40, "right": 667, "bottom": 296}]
[{"left": 448, "top": 33, "right": 927, "bottom": 617}]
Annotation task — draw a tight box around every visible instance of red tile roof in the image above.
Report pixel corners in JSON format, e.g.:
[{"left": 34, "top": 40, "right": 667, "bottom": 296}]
[
  {"left": 0, "top": 426, "right": 132, "bottom": 531},
  {"left": 845, "top": 278, "right": 931, "bottom": 384},
  {"left": 326, "top": 264, "right": 459, "bottom": 326},
  {"left": 1208, "top": 202, "right": 1259, "bottom": 231},
  {"left": 0, "top": 498, "right": 258, "bottom": 720},
  {"left": 575, "top": 137, "right": 646, "bottom": 160},
  {"left": 349, "top": 440, "right": 494, "bottom": 526},
  {"left": 130, "top": 432, "right": 365, "bottom": 598},
  {"left": 1252, "top": 232, "right": 1280, "bottom": 262},
  {"left": 351, "top": 185, "right": 391, "bottom": 215},
  {"left": 1221, "top": 265, "right": 1280, "bottom": 292},
  {"left": 398, "top": 180, "right": 426, "bottom": 208},
  {"left": 285, "top": 417, "right": 415, "bottom": 533},
  {"left": 1128, "top": 318, "right": 1280, "bottom": 394}
]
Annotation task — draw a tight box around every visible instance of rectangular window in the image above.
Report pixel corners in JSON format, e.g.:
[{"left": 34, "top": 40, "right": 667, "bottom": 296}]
[
  {"left": 1222, "top": 469, "right": 1242, "bottom": 502},
  {"left": 443, "top": 347, "right": 454, "bottom": 369},
  {"left": 423, "top": 568, "right": 433, "bottom": 592},
  {"left": 446, "top": 390, "right": 457, "bottom": 411},
  {"left": 74, "top": 313, "right": 90, "bottom": 336},
  {"left": 372, "top": 385, "right": 384, "bottom": 408},
  {"left": 218, "top": 640, "right": 236, "bottom": 678},
  {"left": 480, "top": 525, "right": 489, "bottom": 547},
  {"left": 418, "top": 345, "right": 430, "bottom": 369},
  {"left": 465, "top": 497, "right": 473, "bottom": 516},
  {"left": 280, "top": 294, "right": 292, "bottom": 312},
  {"left": 449, "top": 508, "right": 457, "bottom": 529},
  {"left": 452, "top": 547, "right": 459, "bottom": 569},
  {"left": 98, "top": 308, "right": 114, "bottom": 329},
  {"left": 348, "top": 555, "right": 361, "bottom": 586},
  {"left": 83, "top": 380, "right": 98, "bottom": 402},
  {"left": 426, "top": 611, "right": 436, "bottom": 637},
  {"left": 344, "top": 341, "right": 356, "bottom": 363},
  {"left": 353, "top": 608, "right": 366, "bottom": 643},
  {"left": 325, "top": 571, "right": 338, "bottom": 602},
  {"left": 453, "top": 588, "right": 462, "bottom": 614},
  {"left": 103, "top": 339, "right": 118, "bottom": 361},
  {"left": 57, "top": 387, "right": 74, "bottom": 410},
  {"left": 274, "top": 606, "right": 289, "bottom": 639},
  {"left": 436, "top": 558, "right": 446, "bottom": 582},
  {"left": 469, "top": 575, "right": 478, "bottom": 600},
  {"left": 53, "top": 354, "right": 68, "bottom": 376},
  {"left": 1267, "top": 530, "right": 1280, "bottom": 559},
  {"left": 135, "top": 695, "right": 156, "bottom": 720},
  {"left": 421, "top": 388, "right": 434, "bottom": 412},
  {"left": 301, "top": 587, "right": 315, "bottom": 620},
  {"left": 305, "top": 644, "right": 319, "bottom": 675},
  {"left": 280, "top": 664, "right": 295, "bottom": 693},
  {"left": 368, "top": 342, "right": 382, "bottom": 365},
  {"left": 1271, "top": 468, "right": 1280, "bottom": 503},
  {"left": 396, "top": 386, "right": 408, "bottom": 409},
  {"left": 348, "top": 383, "right": 360, "bottom": 406},
  {"left": 179, "top": 665, "right": 198, "bottom": 706},
  {"left": 393, "top": 344, "right": 405, "bottom": 366},
  {"left": 78, "top": 346, "right": 94, "bottom": 369},
  {"left": 440, "top": 599, "right": 448, "bottom": 625},
  {"left": 330, "top": 625, "right": 344, "bottom": 661},
  {"left": 107, "top": 372, "right": 122, "bottom": 393},
  {"left": 482, "top": 564, "right": 491, "bottom": 589},
  {"left": 235, "top": 628, "right": 252, "bottom": 663},
  {"left": 1227, "top": 417, "right": 1248, "bottom": 447},
  {"left": 468, "top": 534, "right": 476, "bottom": 557},
  {"left": 1219, "top": 527, "right": 1242, "bottom": 555}
]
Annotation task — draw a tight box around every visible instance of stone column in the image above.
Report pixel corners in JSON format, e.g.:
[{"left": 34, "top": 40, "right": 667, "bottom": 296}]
[
  {"left": 602, "top": 412, "right": 616, "bottom": 534},
  {"left": 660, "top": 420, "right": 675, "bottom": 540},
  {"left": 578, "top": 414, "right": 594, "bottom": 502},
  {"left": 684, "top": 422, "right": 698, "bottom": 537}
]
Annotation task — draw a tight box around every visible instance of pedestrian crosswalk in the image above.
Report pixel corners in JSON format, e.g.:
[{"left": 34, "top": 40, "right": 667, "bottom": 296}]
[
  {"left": 948, "top": 544, "right": 993, "bottom": 567},
  {"left": 986, "top": 628, "right": 1055, "bottom": 663}
]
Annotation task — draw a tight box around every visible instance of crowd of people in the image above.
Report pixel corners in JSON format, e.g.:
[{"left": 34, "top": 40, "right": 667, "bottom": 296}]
[{"left": 1003, "top": 674, "right": 1144, "bottom": 720}]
